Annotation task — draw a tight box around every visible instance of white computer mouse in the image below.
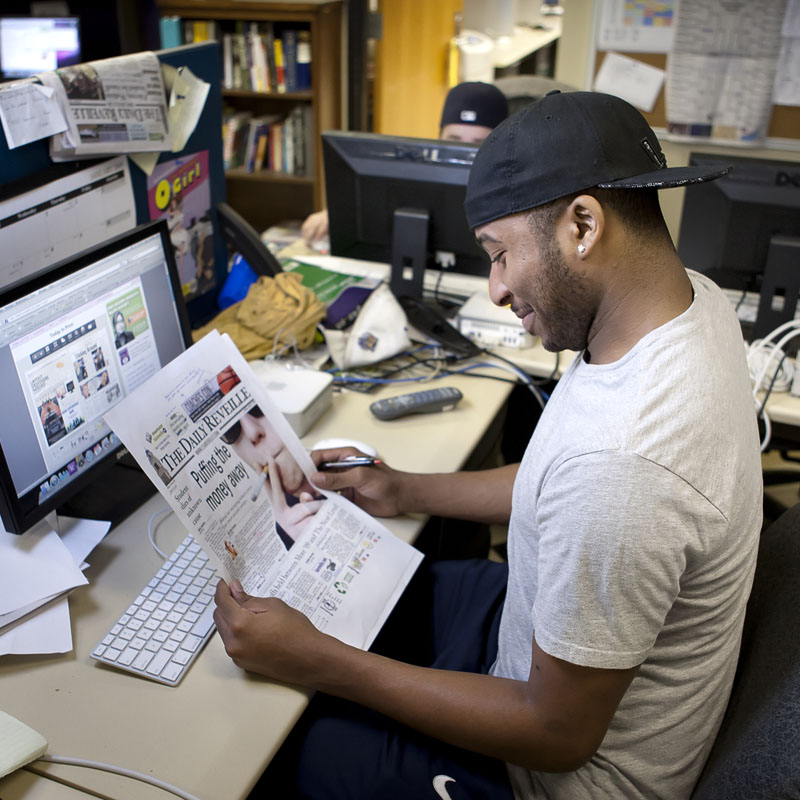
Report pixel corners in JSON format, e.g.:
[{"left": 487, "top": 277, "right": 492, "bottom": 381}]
[{"left": 310, "top": 437, "right": 378, "bottom": 458}]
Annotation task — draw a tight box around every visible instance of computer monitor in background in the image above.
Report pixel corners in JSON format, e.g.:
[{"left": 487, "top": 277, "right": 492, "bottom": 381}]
[
  {"left": 0, "top": 220, "right": 191, "bottom": 535},
  {"left": 322, "top": 131, "right": 489, "bottom": 302},
  {"left": 677, "top": 152, "right": 800, "bottom": 339},
  {"left": 0, "top": 16, "right": 81, "bottom": 80}
]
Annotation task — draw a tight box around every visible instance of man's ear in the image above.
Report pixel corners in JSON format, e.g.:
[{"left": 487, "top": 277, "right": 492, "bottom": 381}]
[{"left": 565, "top": 195, "right": 604, "bottom": 258}]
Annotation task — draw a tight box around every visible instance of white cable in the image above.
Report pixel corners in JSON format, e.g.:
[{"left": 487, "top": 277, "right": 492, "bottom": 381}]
[
  {"left": 752, "top": 328, "right": 800, "bottom": 398},
  {"left": 747, "top": 340, "right": 794, "bottom": 394},
  {"left": 32, "top": 754, "right": 202, "bottom": 800},
  {"left": 747, "top": 320, "right": 800, "bottom": 452},
  {"left": 147, "top": 507, "right": 173, "bottom": 560}
]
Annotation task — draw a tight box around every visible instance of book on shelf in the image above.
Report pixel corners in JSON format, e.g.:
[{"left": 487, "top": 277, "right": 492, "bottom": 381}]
[
  {"left": 282, "top": 28, "right": 298, "bottom": 93},
  {"left": 296, "top": 30, "right": 312, "bottom": 90},
  {"left": 159, "top": 16, "right": 182, "bottom": 49},
  {"left": 262, "top": 22, "right": 278, "bottom": 93},
  {"left": 222, "top": 33, "right": 233, "bottom": 89},
  {"left": 222, "top": 110, "right": 252, "bottom": 170},
  {"left": 273, "top": 37, "right": 287, "bottom": 93}
]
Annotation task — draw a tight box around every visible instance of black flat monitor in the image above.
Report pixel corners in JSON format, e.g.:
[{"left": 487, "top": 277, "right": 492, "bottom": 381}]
[
  {"left": 677, "top": 152, "right": 800, "bottom": 339},
  {"left": 0, "top": 16, "right": 81, "bottom": 80},
  {"left": 322, "top": 131, "right": 489, "bottom": 301},
  {"left": 0, "top": 220, "right": 192, "bottom": 535}
]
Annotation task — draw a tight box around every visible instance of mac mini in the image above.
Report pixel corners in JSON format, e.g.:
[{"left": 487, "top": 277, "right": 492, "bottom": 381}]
[{"left": 248, "top": 360, "right": 333, "bottom": 436}]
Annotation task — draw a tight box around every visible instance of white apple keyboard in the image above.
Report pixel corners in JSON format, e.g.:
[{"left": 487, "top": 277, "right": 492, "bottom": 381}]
[{"left": 90, "top": 535, "right": 217, "bottom": 686}]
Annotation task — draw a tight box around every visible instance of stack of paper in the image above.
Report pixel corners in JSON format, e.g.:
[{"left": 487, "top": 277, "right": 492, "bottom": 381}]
[{"left": 0, "top": 517, "right": 110, "bottom": 656}]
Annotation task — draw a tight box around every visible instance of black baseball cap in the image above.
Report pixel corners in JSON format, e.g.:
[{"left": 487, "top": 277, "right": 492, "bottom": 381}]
[
  {"left": 464, "top": 90, "right": 731, "bottom": 231},
  {"left": 440, "top": 82, "right": 509, "bottom": 131}
]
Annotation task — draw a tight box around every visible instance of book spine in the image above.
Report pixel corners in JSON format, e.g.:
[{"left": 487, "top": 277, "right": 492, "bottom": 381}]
[
  {"left": 273, "top": 38, "right": 286, "bottom": 93},
  {"left": 290, "top": 105, "right": 304, "bottom": 176},
  {"left": 263, "top": 22, "right": 278, "bottom": 93},
  {"left": 282, "top": 29, "right": 298, "bottom": 93},
  {"left": 284, "top": 113, "right": 295, "bottom": 175},
  {"left": 254, "top": 125, "right": 269, "bottom": 172},
  {"left": 248, "top": 23, "right": 261, "bottom": 92},
  {"left": 222, "top": 33, "right": 233, "bottom": 89},
  {"left": 159, "top": 16, "right": 182, "bottom": 49},
  {"left": 296, "top": 30, "right": 312, "bottom": 90}
]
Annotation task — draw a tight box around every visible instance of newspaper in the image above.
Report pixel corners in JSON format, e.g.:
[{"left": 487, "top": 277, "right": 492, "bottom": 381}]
[
  {"left": 37, "top": 51, "right": 170, "bottom": 161},
  {"left": 104, "top": 330, "right": 423, "bottom": 649}
]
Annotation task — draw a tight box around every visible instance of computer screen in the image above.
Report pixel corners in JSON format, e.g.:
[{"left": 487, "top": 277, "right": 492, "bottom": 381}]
[
  {"left": 677, "top": 152, "right": 800, "bottom": 338},
  {"left": 0, "top": 220, "right": 191, "bottom": 535},
  {"left": 322, "top": 131, "right": 489, "bottom": 291},
  {"left": 0, "top": 16, "right": 81, "bottom": 80}
]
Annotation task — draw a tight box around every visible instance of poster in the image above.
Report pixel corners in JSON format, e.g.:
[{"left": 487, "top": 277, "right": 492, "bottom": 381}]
[{"left": 146, "top": 150, "right": 215, "bottom": 300}]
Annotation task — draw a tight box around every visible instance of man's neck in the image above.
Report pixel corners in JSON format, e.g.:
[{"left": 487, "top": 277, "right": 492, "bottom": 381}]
[{"left": 586, "top": 256, "right": 693, "bottom": 365}]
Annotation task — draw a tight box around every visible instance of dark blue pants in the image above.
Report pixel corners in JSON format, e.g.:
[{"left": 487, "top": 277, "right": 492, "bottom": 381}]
[{"left": 253, "top": 558, "right": 514, "bottom": 800}]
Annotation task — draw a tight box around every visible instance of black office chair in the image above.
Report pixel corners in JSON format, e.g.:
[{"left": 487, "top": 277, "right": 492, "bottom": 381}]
[{"left": 691, "top": 501, "right": 800, "bottom": 799}]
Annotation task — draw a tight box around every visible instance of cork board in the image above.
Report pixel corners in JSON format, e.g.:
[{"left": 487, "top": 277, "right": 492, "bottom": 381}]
[{"left": 595, "top": 51, "right": 800, "bottom": 139}]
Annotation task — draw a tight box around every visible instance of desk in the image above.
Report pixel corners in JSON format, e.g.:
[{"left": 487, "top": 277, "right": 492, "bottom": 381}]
[{"left": 0, "top": 371, "right": 513, "bottom": 800}]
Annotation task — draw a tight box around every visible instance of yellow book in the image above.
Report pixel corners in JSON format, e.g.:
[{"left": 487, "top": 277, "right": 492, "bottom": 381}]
[{"left": 274, "top": 38, "right": 286, "bottom": 93}]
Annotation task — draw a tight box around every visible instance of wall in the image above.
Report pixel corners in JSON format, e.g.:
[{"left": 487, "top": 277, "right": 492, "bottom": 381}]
[{"left": 554, "top": 0, "right": 800, "bottom": 244}]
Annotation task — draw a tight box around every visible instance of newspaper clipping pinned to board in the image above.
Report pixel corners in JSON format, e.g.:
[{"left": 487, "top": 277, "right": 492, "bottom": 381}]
[
  {"left": 37, "top": 51, "right": 170, "bottom": 160},
  {"left": 104, "top": 331, "right": 422, "bottom": 650}
]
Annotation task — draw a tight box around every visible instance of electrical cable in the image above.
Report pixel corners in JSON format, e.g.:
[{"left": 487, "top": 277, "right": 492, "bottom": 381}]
[
  {"left": 147, "top": 506, "right": 173, "bottom": 560},
  {"left": 746, "top": 319, "right": 800, "bottom": 451},
  {"left": 29, "top": 754, "right": 202, "bottom": 800}
]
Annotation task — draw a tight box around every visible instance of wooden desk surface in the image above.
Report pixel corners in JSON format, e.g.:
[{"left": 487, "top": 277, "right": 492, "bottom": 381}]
[{"left": 0, "top": 371, "right": 514, "bottom": 800}]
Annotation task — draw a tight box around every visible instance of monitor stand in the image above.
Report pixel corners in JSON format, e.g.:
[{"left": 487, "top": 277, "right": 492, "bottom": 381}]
[
  {"left": 388, "top": 207, "right": 480, "bottom": 359},
  {"left": 389, "top": 207, "right": 428, "bottom": 301},
  {"left": 753, "top": 234, "right": 800, "bottom": 347},
  {"left": 57, "top": 452, "right": 157, "bottom": 528}
]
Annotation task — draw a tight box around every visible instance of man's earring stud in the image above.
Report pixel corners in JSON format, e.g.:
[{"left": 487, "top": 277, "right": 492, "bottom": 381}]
[{"left": 577, "top": 244, "right": 586, "bottom": 254}]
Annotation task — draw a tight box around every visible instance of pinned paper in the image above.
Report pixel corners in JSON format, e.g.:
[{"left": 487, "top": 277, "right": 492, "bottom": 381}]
[
  {"left": 593, "top": 52, "right": 665, "bottom": 113},
  {"left": 0, "top": 80, "right": 68, "bottom": 149}
]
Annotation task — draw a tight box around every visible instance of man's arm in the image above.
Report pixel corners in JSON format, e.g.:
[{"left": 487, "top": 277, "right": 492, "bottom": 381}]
[
  {"left": 214, "top": 583, "right": 638, "bottom": 772},
  {"left": 311, "top": 450, "right": 518, "bottom": 526}
]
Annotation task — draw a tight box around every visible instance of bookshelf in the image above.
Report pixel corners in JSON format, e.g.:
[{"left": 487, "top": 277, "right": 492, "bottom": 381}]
[{"left": 157, "top": 0, "right": 342, "bottom": 234}]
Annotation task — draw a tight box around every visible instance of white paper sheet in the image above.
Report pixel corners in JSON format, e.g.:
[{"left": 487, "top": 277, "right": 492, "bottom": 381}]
[
  {"left": 0, "top": 80, "right": 68, "bottom": 149},
  {"left": 0, "top": 522, "right": 86, "bottom": 619},
  {"left": 593, "top": 52, "right": 665, "bottom": 112},
  {"left": 0, "top": 155, "right": 135, "bottom": 291},
  {"left": 0, "top": 598, "right": 72, "bottom": 656},
  {"left": 774, "top": 36, "right": 800, "bottom": 105},
  {"left": 0, "top": 517, "right": 109, "bottom": 655}
]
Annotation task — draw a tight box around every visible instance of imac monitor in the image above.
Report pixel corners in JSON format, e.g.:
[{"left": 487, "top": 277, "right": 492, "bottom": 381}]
[
  {"left": 677, "top": 152, "right": 800, "bottom": 337},
  {"left": 0, "top": 16, "right": 81, "bottom": 80},
  {"left": 322, "top": 131, "right": 489, "bottom": 298},
  {"left": 0, "top": 220, "right": 192, "bottom": 535}
]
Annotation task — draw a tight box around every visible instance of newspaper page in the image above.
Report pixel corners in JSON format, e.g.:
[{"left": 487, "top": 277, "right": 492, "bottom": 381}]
[
  {"left": 104, "top": 331, "right": 423, "bottom": 649},
  {"left": 37, "top": 51, "right": 170, "bottom": 160}
]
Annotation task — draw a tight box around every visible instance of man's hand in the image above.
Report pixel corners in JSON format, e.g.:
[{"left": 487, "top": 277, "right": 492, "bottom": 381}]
[
  {"left": 300, "top": 209, "right": 329, "bottom": 246},
  {"left": 213, "top": 579, "right": 324, "bottom": 681},
  {"left": 310, "top": 447, "right": 406, "bottom": 517}
]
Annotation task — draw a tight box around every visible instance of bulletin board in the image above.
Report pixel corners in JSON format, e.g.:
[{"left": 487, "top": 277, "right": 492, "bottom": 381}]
[{"left": 594, "top": 50, "right": 800, "bottom": 140}]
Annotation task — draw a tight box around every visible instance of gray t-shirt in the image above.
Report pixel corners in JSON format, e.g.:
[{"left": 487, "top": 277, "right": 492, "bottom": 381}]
[{"left": 492, "top": 272, "right": 763, "bottom": 799}]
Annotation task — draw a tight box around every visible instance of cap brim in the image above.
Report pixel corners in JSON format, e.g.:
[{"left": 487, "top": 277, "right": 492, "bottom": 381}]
[{"left": 598, "top": 164, "right": 732, "bottom": 189}]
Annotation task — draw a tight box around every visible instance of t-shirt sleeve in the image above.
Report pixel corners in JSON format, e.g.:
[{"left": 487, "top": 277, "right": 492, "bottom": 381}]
[{"left": 532, "top": 450, "right": 718, "bottom": 669}]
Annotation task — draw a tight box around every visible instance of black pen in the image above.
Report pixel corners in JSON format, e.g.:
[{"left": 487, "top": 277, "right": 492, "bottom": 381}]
[{"left": 320, "top": 457, "right": 381, "bottom": 470}]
